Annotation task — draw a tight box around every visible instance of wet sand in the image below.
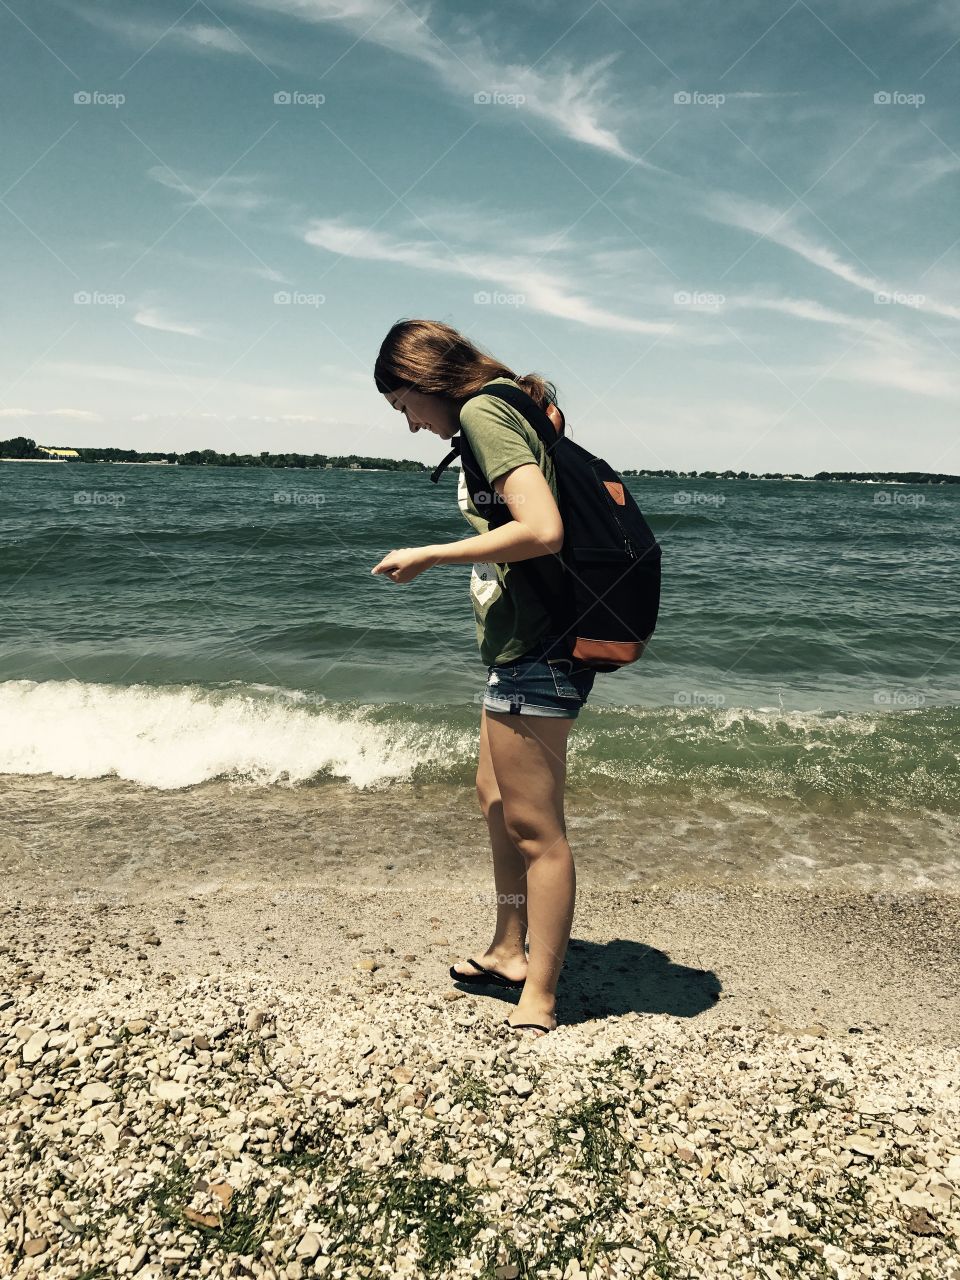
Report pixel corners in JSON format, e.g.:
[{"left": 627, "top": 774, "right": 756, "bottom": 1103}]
[{"left": 3, "top": 774, "right": 959, "bottom": 896}]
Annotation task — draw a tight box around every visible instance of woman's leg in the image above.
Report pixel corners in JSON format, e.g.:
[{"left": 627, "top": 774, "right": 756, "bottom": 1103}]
[
  {"left": 483, "top": 709, "right": 575, "bottom": 1032},
  {"left": 450, "top": 707, "right": 529, "bottom": 983}
]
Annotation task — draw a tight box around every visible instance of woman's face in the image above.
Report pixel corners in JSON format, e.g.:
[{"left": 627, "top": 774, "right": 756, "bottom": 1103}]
[{"left": 382, "top": 386, "right": 460, "bottom": 440}]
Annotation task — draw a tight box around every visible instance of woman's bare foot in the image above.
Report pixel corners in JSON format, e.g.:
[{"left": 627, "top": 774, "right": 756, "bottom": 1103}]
[
  {"left": 450, "top": 947, "right": 528, "bottom": 985},
  {"left": 505, "top": 994, "right": 557, "bottom": 1036}
]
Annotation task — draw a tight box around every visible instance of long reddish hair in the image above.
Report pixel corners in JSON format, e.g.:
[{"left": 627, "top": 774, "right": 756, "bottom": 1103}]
[{"left": 374, "top": 319, "right": 564, "bottom": 429}]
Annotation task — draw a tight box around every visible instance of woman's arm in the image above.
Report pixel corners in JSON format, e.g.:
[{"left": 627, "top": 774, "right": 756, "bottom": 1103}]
[{"left": 371, "top": 462, "right": 563, "bottom": 584}]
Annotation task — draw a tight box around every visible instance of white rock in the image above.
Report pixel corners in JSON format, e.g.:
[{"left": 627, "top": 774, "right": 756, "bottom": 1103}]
[
  {"left": 152, "top": 1081, "right": 187, "bottom": 1102},
  {"left": 80, "top": 1082, "right": 113, "bottom": 1105},
  {"left": 21, "top": 1032, "right": 48, "bottom": 1064},
  {"left": 296, "top": 1232, "right": 321, "bottom": 1259}
]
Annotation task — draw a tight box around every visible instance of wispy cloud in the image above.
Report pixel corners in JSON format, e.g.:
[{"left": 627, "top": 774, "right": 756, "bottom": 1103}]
[
  {"left": 0, "top": 407, "right": 101, "bottom": 419},
  {"left": 66, "top": 2, "right": 276, "bottom": 62},
  {"left": 133, "top": 307, "right": 208, "bottom": 338},
  {"left": 709, "top": 192, "right": 960, "bottom": 321},
  {"left": 836, "top": 345, "right": 960, "bottom": 400},
  {"left": 233, "top": 0, "right": 651, "bottom": 162},
  {"left": 724, "top": 90, "right": 805, "bottom": 99},
  {"left": 727, "top": 292, "right": 877, "bottom": 331},
  {"left": 303, "top": 216, "right": 677, "bottom": 335},
  {"left": 129, "top": 246, "right": 291, "bottom": 286},
  {"left": 147, "top": 166, "right": 276, "bottom": 215}
]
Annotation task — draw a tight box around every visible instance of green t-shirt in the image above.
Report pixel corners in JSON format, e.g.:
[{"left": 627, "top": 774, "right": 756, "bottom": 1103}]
[{"left": 457, "top": 378, "right": 566, "bottom": 666}]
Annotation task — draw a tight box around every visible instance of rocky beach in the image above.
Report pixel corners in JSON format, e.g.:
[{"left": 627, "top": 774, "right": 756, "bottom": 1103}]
[{"left": 2, "top": 877, "right": 959, "bottom": 1279}]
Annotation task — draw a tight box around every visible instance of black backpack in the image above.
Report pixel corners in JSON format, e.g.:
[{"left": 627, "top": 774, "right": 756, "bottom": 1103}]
[{"left": 430, "top": 381, "right": 661, "bottom": 672}]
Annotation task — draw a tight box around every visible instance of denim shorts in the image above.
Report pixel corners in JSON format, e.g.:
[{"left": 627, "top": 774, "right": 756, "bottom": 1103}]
[{"left": 481, "top": 635, "right": 597, "bottom": 719}]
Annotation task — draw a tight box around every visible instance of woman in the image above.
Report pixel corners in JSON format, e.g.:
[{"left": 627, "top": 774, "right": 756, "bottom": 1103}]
[{"left": 372, "top": 319, "right": 597, "bottom": 1038}]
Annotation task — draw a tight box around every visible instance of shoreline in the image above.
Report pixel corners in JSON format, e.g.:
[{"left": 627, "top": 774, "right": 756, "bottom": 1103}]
[
  {"left": 3, "top": 773, "right": 959, "bottom": 897},
  {"left": 2, "top": 882, "right": 959, "bottom": 1277}
]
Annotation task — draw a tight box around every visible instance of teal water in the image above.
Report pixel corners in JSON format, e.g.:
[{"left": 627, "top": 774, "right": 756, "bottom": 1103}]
[{"left": 1, "top": 462, "right": 958, "bottom": 829}]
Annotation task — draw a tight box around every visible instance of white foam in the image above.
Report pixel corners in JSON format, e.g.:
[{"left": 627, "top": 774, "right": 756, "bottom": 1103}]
[{"left": 0, "top": 680, "right": 467, "bottom": 791}]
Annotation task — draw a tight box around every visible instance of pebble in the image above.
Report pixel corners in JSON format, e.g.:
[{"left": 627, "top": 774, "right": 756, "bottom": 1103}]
[
  {"left": 79, "top": 1081, "right": 113, "bottom": 1105},
  {"left": 296, "top": 1233, "right": 321, "bottom": 1259},
  {"left": 152, "top": 1080, "right": 187, "bottom": 1101},
  {"left": 21, "top": 1032, "right": 48, "bottom": 1065}
]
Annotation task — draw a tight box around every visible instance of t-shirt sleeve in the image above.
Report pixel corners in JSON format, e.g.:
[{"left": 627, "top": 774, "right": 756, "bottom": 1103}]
[{"left": 459, "top": 394, "right": 539, "bottom": 487}]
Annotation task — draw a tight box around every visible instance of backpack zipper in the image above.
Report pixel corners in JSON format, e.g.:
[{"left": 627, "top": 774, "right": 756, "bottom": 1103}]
[{"left": 594, "top": 470, "right": 636, "bottom": 558}]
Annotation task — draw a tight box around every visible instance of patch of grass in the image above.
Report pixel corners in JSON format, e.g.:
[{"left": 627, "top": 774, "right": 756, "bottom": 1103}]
[
  {"left": 215, "top": 1184, "right": 284, "bottom": 1255},
  {"left": 754, "top": 1233, "right": 835, "bottom": 1278},
  {"left": 377, "top": 1153, "right": 488, "bottom": 1276},
  {"left": 147, "top": 1155, "right": 283, "bottom": 1259},
  {"left": 770, "top": 1083, "right": 832, "bottom": 1132},
  {"left": 640, "top": 1230, "right": 681, "bottom": 1279},
  {"left": 147, "top": 1155, "right": 195, "bottom": 1224},
  {"left": 266, "top": 1118, "right": 341, "bottom": 1174},
  {"left": 593, "top": 1044, "right": 647, "bottom": 1085},
  {"left": 229, "top": 1032, "right": 269, "bottom": 1067},
  {"left": 549, "top": 1091, "right": 639, "bottom": 1179},
  {"left": 299, "top": 1152, "right": 488, "bottom": 1280},
  {"left": 450, "top": 1069, "right": 494, "bottom": 1112}
]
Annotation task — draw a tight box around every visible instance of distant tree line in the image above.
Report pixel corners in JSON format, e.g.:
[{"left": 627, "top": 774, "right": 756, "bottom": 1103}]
[
  {"left": 0, "top": 437, "right": 428, "bottom": 471},
  {"left": 3, "top": 437, "right": 956, "bottom": 483}
]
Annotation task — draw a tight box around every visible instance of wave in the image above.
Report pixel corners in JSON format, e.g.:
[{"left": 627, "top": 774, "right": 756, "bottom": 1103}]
[
  {"left": 0, "top": 680, "right": 474, "bottom": 791},
  {"left": 0, "top": 680, "right": 956, "bottom": 810}
]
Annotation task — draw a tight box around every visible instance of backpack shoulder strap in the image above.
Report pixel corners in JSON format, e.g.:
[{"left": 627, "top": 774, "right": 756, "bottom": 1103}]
[
  {"left": 472, "top": 382, "right": 563, "bottom": 454},
  {"left": 429, "top": 382, "right": 562, "bottom": 484},
  {"left": 430, "top": 440, "right": 460, "bottom": 484}
]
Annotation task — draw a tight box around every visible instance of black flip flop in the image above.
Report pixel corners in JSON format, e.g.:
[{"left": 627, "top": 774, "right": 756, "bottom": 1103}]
[
  {"left": 449, "top": 957, "right": 525, "bottom": 989},
  {"left": 503, "top": 1018, "right": 552, "bottom": 1036}
]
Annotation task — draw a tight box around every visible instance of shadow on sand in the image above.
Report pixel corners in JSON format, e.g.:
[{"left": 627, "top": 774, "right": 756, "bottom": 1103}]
[{"left": 452, "top": 936, "right": 722, "bottom": 1027}]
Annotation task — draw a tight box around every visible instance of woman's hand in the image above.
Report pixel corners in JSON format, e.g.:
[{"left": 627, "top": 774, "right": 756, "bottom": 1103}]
[{"left": 371, "top": 546, "right": 440, "bottom": 584}]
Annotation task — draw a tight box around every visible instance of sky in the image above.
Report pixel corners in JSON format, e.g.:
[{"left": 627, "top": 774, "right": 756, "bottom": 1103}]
[{"left": 1, "top": 0, "right": 958, "bottom": 474}]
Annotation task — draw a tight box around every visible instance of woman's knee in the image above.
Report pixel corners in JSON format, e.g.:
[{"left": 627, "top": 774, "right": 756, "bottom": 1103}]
[{"left": 502, "top": 807, "right": 565, "bottom": 859}]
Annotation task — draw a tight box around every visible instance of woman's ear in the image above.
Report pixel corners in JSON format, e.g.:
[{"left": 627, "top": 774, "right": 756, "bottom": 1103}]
[{"left": 545, "top": 402, "right": 564, "bottom": 435}]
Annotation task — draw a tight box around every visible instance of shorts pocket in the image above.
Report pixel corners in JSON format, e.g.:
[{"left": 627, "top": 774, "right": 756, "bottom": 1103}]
[{"left": 547, "top": 660, "right": 583, "bottom": 702}]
